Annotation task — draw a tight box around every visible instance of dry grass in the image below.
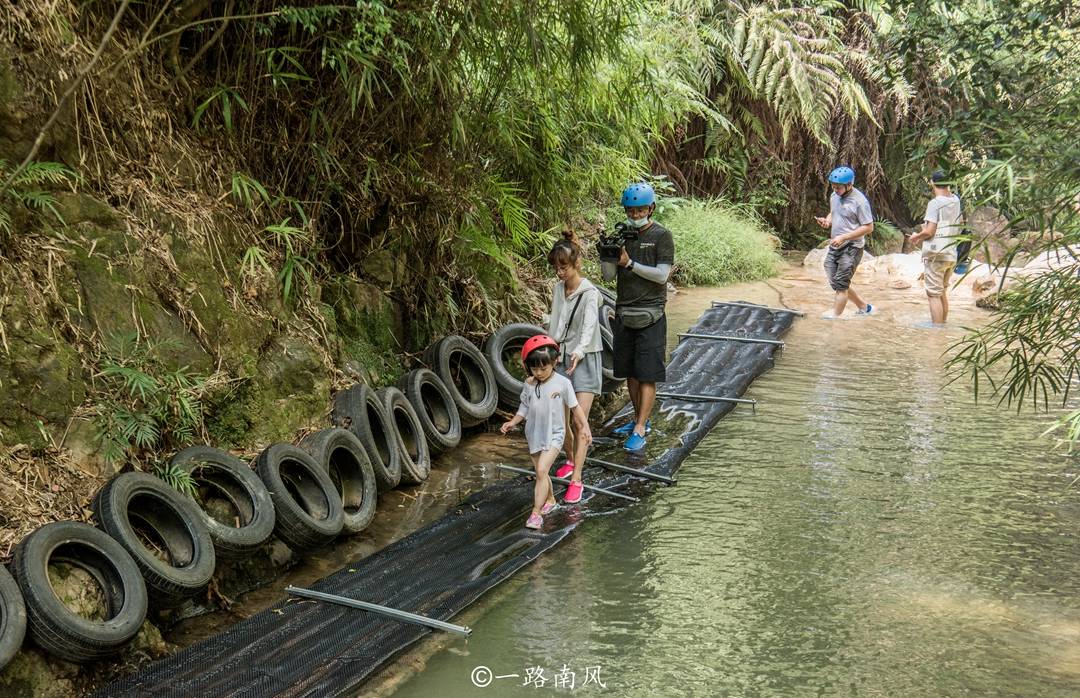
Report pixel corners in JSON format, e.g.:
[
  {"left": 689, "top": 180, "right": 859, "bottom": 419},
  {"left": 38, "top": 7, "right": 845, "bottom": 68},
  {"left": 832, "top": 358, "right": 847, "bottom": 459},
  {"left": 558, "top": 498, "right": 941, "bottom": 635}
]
[{"left": 0, "top": 443, "right": 106, "bottom": 559}]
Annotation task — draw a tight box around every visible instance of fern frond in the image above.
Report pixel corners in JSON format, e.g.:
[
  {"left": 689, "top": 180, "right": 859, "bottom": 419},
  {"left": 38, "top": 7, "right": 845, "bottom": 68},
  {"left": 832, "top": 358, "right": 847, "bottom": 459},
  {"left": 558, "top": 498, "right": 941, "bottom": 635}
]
[{"left": 13, "top": 161, "right": 75, "bottom": 187}]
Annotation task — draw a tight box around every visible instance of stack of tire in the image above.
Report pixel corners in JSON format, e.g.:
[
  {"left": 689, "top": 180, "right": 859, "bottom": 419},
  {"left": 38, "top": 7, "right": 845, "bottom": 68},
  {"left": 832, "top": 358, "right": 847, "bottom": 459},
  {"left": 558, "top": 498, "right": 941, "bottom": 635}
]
[
  {"left": 483, "top": 289, "right": 623, "bottom": 411},
  {"left": 0, "top": 333, "right": 508, "bottom": 669}
]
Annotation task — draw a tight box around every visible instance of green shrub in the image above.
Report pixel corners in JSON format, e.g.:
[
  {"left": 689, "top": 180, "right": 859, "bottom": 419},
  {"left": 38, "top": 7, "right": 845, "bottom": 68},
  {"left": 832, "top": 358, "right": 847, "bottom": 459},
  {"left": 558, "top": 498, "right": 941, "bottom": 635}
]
[
  {"left": 93, "top": 334, "right": 213, "bottom": 466},
  {"left": 652, "top": 199, "right": 782, "bottom": 286},
  {"left": 867, "top": 218, "right": 903, "bottom": 255}
]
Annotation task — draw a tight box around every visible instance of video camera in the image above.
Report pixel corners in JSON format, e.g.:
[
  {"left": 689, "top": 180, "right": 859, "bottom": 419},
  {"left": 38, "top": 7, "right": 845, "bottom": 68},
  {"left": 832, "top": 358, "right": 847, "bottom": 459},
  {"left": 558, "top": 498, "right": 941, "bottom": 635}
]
[{"left": 598, "top": 222, "right": 633, "bottom": 264}]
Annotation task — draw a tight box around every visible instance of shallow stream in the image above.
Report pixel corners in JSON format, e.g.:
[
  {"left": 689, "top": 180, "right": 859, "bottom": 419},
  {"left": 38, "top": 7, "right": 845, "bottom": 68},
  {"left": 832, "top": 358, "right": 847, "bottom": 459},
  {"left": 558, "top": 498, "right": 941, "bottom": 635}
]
[{"left": 382, "top": 268, "right": 1080, "bottom": 696}]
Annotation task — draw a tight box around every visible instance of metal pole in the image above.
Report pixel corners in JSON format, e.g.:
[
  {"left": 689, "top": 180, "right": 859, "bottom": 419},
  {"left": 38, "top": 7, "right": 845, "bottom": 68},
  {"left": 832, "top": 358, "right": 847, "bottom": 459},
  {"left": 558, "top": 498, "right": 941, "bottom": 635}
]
[
  {"left": 711, "top": 300, "right": 805, "bottom": 317},
  {"left": 678, "top": 332, "right": 785, "bottom": 348},
  {"left": 496, "top": 464, "right": 640, "bottom": 503},
  {"left": 285, "top": 586, "right": 472, "bottom": 638},
  {"left": 656, "top": 391, "right": 755, "bottom": 405},
  {"left": 584, "top": 457, "right": 676, "bottom": 485},
  {"left": 656, "top": 391, "right": 757, "bottom": 414}
]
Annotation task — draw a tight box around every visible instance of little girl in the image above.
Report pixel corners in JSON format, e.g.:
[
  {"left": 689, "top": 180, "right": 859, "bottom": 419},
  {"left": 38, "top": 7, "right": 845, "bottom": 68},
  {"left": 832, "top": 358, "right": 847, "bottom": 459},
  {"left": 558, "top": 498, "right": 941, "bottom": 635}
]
[
  {"left": 501, "top": 335, "right": 593, "bottom": 529},
  {"left": 546, "top": 231, "right": 603, "bottom": 504}
]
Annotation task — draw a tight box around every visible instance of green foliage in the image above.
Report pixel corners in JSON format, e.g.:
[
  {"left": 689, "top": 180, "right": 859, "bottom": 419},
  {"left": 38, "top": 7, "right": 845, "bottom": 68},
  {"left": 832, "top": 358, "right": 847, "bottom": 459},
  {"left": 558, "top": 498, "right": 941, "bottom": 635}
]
[
  {"left": 653, "top": 198, "right": 782, "bottom": 286},
  {"left": 93, "top": 334, "right": 212, "bottom": 466},
  {"left": 153, "top": 460, "right": 198, "bottom": 498},
  {"left": 729, "top": 5, "right": 875, "bottom": 144},
  {"left": 193, "top": 85, "right": 249, "bottom": 133},
  {"left": 1044, "top": 409, "right": 1080, "bottom": 455},
  {"left": 0, "top": 159, "right": 76, "bottom": 234},
  {"left": 947, "top": 258, "right": 1080, "bottom": 410},
  {"left": 230, "top": 172, "right": 271, "bottom": 210},
  {"left": 899, "top": 0, "right": 1080, "bottom": 447},
  {"left": 238, "top": 218, "right": 317, "bottom": 305},
  {"left": 866, "top": 219, "right": 902, "bottom": 256}
]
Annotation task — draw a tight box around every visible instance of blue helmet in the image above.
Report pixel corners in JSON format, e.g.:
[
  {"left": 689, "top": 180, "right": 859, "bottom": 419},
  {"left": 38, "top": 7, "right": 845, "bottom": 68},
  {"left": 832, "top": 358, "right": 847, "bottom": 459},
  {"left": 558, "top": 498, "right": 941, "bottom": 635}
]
[
  {"left": 828, "top": 166, "right": 855, "bottom": 185},
  {"left": 621, "top": 182, "right": 655, "bottom": 207}
]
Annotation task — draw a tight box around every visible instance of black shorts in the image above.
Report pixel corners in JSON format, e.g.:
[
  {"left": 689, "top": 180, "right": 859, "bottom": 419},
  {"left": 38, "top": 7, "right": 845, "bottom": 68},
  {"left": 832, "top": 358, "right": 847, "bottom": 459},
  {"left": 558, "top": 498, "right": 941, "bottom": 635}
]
[
  {"left": 613, "top": 313, "right": 666, "bottom": 383},
  {"left": 824, "top": 244, "right": 864, "bottom": 291}
]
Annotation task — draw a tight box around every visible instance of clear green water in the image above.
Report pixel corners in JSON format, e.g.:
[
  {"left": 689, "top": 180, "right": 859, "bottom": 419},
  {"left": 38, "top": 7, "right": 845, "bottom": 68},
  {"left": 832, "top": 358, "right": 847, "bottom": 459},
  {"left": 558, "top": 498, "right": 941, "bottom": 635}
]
[{"left": 388, "top": 285, "right": 1080, "bottom": 697}]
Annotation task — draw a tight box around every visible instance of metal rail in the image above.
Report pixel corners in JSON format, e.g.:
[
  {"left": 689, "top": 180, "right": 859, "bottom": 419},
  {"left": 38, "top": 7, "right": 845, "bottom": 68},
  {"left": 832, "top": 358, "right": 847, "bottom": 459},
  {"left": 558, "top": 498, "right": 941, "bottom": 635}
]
[
  {"left": 584, "top": 457, "right": 676, "bottom": 485},
  {"left": 656, "top": 391, "right": 757, "bottom": 414},
  {"left": 286, "top": 586, "right": 472, "bottom": 637},
  {"left": 711, "top": 300, "right": 805, "bottom": 317},
  {"left": 496, "top": 464, "right": 640, "bottom": 502},
  {"left": 677, "top": 332, "right": 785, "bottom": 348}
]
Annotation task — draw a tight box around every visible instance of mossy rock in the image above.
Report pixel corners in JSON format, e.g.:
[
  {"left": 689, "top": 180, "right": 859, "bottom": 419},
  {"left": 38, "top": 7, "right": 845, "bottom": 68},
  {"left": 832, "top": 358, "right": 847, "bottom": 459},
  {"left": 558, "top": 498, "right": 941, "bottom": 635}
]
[
  {"left": 322, "top": 276, "right": 405, "bottom": 383},
  {"left": 206, "top": 335, "right": 330, "bottom": 446},
  {"left": 0, "top": 290, "right": 86, "bottom": 447},
  {"left": 165, "top": 234, "right": 271, "bottom": 374},
  {"left": 67, "top": 226, "right": 212, "bottom": 372},
  {"left": 50, "top": 193, "right": 119, "bottom": 228},
  {"left": 0, "top": 650, "right": 78, "bottom": 698}
]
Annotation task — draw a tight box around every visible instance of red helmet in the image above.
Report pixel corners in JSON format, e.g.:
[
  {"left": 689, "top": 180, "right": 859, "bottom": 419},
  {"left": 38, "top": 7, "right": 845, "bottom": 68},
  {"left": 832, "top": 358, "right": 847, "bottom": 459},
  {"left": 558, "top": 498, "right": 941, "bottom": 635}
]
[{"left": 521, "top": 334, "right": 559, "bottom": 363}]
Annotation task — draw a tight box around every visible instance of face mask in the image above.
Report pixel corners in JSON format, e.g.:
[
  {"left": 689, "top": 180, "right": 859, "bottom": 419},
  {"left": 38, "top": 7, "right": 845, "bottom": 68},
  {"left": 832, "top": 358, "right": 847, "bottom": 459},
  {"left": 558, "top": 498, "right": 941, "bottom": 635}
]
[{"left": 625, "top": 216, "right": 650, "bottom": 229}]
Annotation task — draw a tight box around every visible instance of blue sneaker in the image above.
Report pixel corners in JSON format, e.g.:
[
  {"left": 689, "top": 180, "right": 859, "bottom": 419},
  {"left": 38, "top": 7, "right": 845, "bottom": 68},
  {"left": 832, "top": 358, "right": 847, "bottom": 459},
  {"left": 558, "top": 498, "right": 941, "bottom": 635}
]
[
  {"left": 613, "top": 420, "right": 651, "bottom": 436},
  {"left": 855, "top": 303, "right": 874, "bottom": 316},
  {"left": 623, "top": 432, "right": 647, "bottom": 451}
]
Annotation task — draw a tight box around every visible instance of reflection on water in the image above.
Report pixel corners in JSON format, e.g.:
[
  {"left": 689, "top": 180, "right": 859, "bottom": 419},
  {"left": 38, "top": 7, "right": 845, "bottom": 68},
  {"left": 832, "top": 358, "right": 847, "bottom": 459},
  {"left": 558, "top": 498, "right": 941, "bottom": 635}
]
[{"left": 387, "top": 275, "right": 1080, "bottom": 697}]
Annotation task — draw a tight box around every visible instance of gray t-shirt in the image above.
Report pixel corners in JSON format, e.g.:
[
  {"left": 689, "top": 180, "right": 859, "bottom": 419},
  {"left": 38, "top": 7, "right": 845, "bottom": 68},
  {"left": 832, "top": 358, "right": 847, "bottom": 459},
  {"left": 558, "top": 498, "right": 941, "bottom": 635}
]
[
  {"left": 922, "top": 194, "right": 963, "bottom": 258},
  {"left": 830, "top": 187, "right": 874, "bottom": 249},
  {"left": 616, "top": 221, "right": 675, "bottom": 308},
  {"left": 515, "top": 373, "right": 579, "bottom": 454}
]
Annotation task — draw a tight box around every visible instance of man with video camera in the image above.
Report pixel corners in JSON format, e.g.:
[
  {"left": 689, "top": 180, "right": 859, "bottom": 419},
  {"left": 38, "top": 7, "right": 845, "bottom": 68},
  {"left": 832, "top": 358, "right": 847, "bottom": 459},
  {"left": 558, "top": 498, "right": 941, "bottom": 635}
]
[{"left": 600, "top": 182, "right": 674, "bottom": 452}]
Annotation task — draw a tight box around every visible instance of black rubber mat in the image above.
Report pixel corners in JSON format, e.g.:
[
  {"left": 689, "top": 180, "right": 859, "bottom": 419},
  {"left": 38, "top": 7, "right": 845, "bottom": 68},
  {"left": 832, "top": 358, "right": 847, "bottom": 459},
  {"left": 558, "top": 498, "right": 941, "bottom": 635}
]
[{"left": 95, "top": 302, "right": 795, "bottom": 697}]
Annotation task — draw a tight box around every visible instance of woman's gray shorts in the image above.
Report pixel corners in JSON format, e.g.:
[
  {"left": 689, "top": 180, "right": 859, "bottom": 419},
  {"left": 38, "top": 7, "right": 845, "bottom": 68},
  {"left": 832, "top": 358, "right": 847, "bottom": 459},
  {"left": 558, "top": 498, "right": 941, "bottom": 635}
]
[{"left": 556, "top": 351, "right": 602, "bottom": 395}]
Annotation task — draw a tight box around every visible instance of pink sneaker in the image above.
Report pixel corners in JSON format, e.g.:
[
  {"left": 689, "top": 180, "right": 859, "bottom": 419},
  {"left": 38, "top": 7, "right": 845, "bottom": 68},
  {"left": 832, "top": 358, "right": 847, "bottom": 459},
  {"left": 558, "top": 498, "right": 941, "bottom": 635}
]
[
  {"left": 540, "top": 501, "right": 558, "bottom": 515},
  {"left": 555, "top": 461, "right": 575, "bottom": 479},
  {"left": 564, "top": 480, "right": 583, "bottom": 504},
  {"left": 525, "top": 512, "right": 543, "bottom": 529}
]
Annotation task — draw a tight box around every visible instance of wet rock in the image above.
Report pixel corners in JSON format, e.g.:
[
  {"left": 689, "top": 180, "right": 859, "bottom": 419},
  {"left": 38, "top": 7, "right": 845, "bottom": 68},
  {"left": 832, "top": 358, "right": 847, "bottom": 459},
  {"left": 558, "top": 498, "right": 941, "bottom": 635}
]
[
  {"left": 1015, "top": 247, "right": 1080, "bottom": 278},
  {"left": 164, "top": 234, "right": 271, "bottom": 373},
  {"left": 361, "top": 249, "right": 400, "bottom": 288},
  {"left": 968, "top": 206, "right": 1012, "bottom": 263},
  {"left": 872, "top": 252, "right": 923, "bottom": 283},
  {"left": 976, "top": 292, "right": 1002, "bottom": 310}
]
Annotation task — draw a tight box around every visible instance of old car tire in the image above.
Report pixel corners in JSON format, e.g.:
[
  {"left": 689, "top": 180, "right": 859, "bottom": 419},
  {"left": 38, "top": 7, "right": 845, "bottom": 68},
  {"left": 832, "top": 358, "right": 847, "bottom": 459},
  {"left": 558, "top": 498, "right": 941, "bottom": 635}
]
[
  {"left": 168, "top": 446, "right": 275, "bottom": 559},
  {"left": 484, "top": 323, "right": 544, "bottom": 411},
  {"left": 92, "top": 472, "right": 216, "bottom": 608},
  {"left": 11, "top": 521, "right": 147, "bottom": 663},
  {"left": 600, "top": 324, "right": 624, "bottom": 393},
  {"left": 377, "top": 386, "right": 430, "bottom": 485},
  {"left": 425, "top": 335, "right": 498, "bottom": 427},
  {"left": 332, "top": 384, "right": 402, "bottom": 491},
  {"left": 0, "top": 564, "right": 27, "bottom": 670},
  {"left": 256, "top": 442, "right": 345, "bottom": 551},
  {"left": 298, "top": 428, "right": 377, "bottom": 534},
  {"left": 396, "top": 368, "right": 462, "bottom": 454}
]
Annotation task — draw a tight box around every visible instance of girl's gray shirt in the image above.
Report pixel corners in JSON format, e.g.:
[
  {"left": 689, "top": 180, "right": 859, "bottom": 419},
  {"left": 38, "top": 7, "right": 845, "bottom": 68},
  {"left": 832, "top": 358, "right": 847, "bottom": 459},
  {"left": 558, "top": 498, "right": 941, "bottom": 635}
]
[{"left": 547, "top": 278, "right": 602, "bottom": 361}]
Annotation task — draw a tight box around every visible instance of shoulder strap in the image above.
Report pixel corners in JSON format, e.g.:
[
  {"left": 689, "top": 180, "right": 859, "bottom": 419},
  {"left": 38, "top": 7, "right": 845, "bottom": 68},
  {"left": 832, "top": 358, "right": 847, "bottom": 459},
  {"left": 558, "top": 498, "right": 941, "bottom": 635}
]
[{"left": 562, "top": 294, "right": 585, "bottom": 340}]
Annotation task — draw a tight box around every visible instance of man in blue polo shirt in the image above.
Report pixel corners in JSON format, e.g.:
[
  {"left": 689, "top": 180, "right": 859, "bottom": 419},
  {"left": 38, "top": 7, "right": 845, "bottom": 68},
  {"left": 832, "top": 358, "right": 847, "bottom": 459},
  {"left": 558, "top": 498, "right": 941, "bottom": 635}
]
[{"left": 814, "top": 166, "right": 874, "bottom": 318}]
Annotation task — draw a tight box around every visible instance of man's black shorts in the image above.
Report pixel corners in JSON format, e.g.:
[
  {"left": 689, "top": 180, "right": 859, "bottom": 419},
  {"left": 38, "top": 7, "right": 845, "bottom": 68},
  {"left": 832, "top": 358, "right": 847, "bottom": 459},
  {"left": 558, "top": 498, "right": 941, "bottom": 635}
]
[
  {"left": 613, "top": 313, "right": 666, "bottom": 383},
  {"left": 824, "top": 244, "right": 864, "bottom": 291}
]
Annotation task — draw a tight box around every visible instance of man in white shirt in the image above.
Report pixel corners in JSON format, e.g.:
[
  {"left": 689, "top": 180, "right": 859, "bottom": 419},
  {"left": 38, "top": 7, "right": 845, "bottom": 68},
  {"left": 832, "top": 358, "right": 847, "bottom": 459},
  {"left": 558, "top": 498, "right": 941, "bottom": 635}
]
[{"left": 909, "top": 170, "right": 963, "bottom": 325}]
